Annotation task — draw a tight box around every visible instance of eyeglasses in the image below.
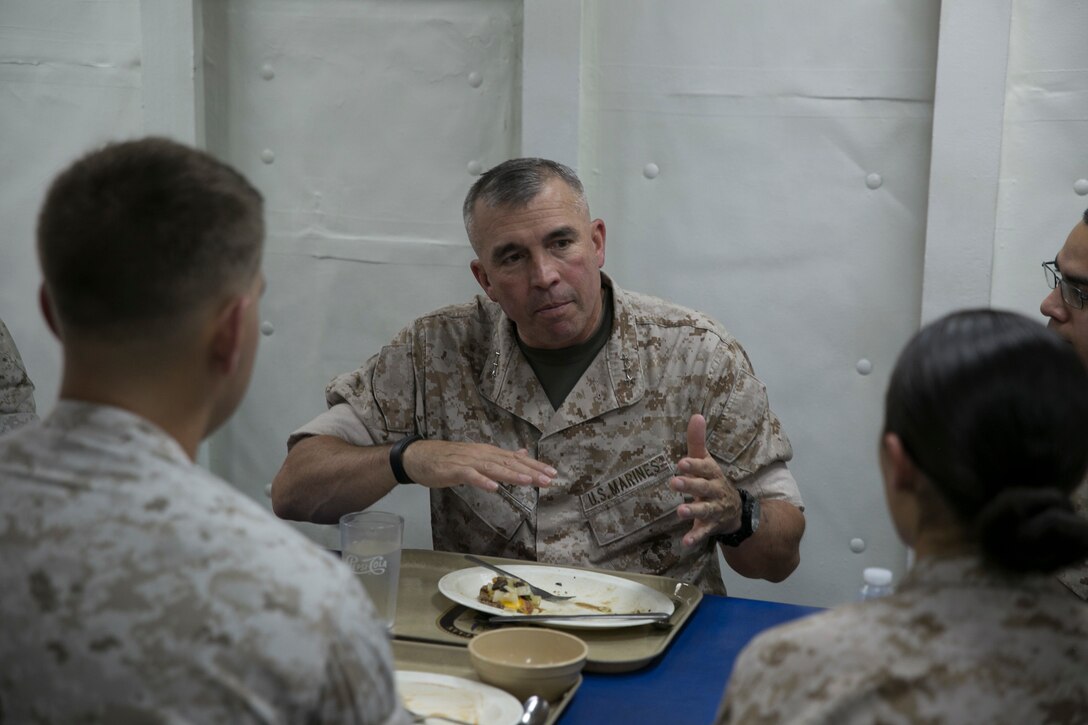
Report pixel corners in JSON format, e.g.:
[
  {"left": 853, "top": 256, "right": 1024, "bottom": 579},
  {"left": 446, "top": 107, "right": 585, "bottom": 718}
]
[{"left": 1043, "top": 261, "right": 1088, "bottom": 310}]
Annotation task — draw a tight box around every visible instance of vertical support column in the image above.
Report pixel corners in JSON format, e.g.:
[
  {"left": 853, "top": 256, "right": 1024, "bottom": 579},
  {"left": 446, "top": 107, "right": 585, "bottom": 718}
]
[
  {"left": 140, "top": 0, "right": 204, "bottom": 147},
  {"left": 141, "top": 0, "right": 206, "bottom": 466},
  {"left": 521, "top": 0, "right": 582, "bottom": 169},
  {"left": 921, "top": 0, "right": 1013, "bottom": 323}
]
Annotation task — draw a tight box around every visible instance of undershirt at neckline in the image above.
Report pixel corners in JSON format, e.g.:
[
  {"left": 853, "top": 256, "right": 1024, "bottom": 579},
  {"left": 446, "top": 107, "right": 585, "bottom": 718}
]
[{"left": 515, "top": 286, "right": 615, "bottom": 410}]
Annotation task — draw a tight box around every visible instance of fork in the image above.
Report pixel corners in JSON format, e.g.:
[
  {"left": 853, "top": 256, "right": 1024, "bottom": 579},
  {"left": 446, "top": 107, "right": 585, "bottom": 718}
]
[{"left": 464, "top": 554, "right": 574, "bottom": 601}]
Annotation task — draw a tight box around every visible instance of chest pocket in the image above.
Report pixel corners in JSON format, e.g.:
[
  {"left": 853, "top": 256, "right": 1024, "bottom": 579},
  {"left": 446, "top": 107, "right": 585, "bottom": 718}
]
[
  {"left": 579, "top": 451, "right": 684, "bottom": 547},
  {"left": 448, "top": 483, "right": 532, "bottom": 540}
]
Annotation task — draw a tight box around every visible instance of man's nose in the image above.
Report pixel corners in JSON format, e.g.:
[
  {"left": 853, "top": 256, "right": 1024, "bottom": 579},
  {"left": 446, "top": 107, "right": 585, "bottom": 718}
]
[
  {"left": 530, "top": 254, "right": 560, "bottom": 287},
  {"left": 1041, "top": 285, "right": 1068, "bottom": 321}
]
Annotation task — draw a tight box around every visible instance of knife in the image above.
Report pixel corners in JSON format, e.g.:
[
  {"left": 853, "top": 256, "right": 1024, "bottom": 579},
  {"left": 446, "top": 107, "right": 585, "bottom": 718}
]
[{"left": 487, "top": 611, "right": 672, "bottom": 624}]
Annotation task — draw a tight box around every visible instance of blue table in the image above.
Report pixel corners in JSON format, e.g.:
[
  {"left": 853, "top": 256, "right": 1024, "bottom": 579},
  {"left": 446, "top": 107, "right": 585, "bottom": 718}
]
[{"left": 557, "top": 595, "right": 821, "bottom": 724}]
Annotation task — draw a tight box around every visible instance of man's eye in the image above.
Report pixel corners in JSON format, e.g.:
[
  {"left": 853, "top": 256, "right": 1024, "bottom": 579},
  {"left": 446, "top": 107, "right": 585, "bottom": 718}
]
[
  {"left": 502, "top": 252, "right": 523, "bottom": 265},
  {"left": 553, "top": 238, "right": 573, "bottom": 249}
]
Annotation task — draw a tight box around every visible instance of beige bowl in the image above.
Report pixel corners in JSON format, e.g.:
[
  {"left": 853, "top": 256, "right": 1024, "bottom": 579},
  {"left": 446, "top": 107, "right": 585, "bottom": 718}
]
[{"left": 468, "top": 627, "right": 588, "bottom": 701}]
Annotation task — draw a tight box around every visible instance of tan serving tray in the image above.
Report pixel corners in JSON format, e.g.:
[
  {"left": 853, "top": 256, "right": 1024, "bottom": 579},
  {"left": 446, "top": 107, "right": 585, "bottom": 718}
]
[
  {"left": 392, "top": 639, "right": 578, "bottom": 724},
  {"left": 391, "top": 549, "right": 703, "bottom": 673}
]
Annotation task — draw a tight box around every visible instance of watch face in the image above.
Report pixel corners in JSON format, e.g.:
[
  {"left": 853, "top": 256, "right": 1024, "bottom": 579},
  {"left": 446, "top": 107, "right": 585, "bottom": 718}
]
[{"left": 749, "top": 497, "right": 761, "bottom": 534}]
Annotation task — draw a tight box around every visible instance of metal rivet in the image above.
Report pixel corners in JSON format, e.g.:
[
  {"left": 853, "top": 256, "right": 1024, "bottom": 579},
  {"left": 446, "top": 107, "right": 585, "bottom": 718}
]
[
  {"left": 260, "top": 64, "right": 275, "bottom": 80},
  {"left": 643, "top": 163, "right": 659, "bottom": 179},
  {"left": 856, "top": 358, "right": 872, "bottom": 375},
  {"left": 850, "top": 538, "right": 866, "bottom": 553},
  {"left": 468, "top": 71, "right": 483, "bottom": 88},
  {"left": 1074, "top": 178, "right": 1088, "bottom": 196},
  {"left": 260, "top": 321, "right": 274, "bottom": 336},
  {"left": 260, "top": 149, "right": 275, "bottom": 164},
  {"left": 865, "top": 173, "right": 883, "bottom": 190},
  {"left": 467, "top": 160, "right": 483, "bottom": 176}
]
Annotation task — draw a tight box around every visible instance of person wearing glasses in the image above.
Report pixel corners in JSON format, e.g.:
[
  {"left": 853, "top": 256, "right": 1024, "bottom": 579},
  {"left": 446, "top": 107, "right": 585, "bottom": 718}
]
[
  {"left": 717, "top": 310, "right": 1088, "bottom": 724},
  {"left": 1041, "top": 209, "right": 1088, "bottom": 600}
]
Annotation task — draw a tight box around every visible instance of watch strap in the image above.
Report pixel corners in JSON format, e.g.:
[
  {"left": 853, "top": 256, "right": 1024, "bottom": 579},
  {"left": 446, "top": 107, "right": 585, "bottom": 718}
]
[
  {"left": 715, "top": 489, "right": 758, "bottom": 547},
  {"left": 389, "top": 433, "right": 423, "bottom": 484}
]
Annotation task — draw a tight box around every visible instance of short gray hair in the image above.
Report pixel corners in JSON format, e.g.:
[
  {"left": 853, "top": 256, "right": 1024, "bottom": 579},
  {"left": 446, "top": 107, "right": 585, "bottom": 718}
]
[{"left": 463, "top": 158, "right": 588, "bottom": 246}]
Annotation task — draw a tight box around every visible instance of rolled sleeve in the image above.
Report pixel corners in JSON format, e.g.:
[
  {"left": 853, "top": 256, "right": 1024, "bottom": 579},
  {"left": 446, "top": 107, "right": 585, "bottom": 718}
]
[
  {"left": 287, "top": 403, "right": 378, "bottom": 450},
  {"left": 735, "top": 461, "right": 804, "bottom": 511}
]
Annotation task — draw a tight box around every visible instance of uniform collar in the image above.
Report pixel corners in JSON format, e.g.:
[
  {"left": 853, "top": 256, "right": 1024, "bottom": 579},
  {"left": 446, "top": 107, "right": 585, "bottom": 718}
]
[
  {"left": 900, "top": 553, "right": 1067, "bottom": 595},
  {"left": 479, "top": 273, "right": 646, "bottom": 435},
  {"left": 44, "top": 399, "right": 192, "bottom": 466}
]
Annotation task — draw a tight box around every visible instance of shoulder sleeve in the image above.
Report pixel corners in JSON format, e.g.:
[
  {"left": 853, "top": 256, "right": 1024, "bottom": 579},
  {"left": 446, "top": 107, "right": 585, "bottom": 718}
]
[
  {"left": 296, "top": 325, "right": 419, "bottom": 449},
  {"left": 703, "top": 337, "right": 793, "bottom": 482},
  {"left": 0, "top": 319, "right": 37, "bottom": 434}
]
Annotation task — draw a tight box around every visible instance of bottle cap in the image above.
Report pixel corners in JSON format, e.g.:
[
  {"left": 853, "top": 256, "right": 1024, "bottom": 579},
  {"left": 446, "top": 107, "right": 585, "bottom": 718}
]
[{"left": 863, "top": 567, "right": 893, "bottom": 586}]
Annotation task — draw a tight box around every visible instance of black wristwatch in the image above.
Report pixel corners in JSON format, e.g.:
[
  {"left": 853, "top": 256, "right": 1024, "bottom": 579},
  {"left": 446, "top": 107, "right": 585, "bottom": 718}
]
[
  {"left": 389, "top": 433, "right": 423, "bottom": 484},
  {"left": 715, "top": 489, "right": 760, "bottom": 547}
]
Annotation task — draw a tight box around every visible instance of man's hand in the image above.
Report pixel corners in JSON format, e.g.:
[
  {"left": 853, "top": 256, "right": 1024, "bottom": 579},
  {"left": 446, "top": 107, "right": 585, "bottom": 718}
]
[
  {"left": 670, "top": 414, "right": 743, "bottom": 547},
  {"left": 403, "top": 440, "right": 556, "bottom": 492}
]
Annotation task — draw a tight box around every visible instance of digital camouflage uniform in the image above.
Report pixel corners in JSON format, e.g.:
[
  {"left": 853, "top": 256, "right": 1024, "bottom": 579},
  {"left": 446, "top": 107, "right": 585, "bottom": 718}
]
[
  {"left": 292, "top": 276, "right": 800, "bottom": 595},
  {"left": 1058, "top": 478, "right": 1088, "bottom": 599},
  {"left": 0, "top": 318, "right": 37, "bottom": 435},
  {"left": 717, "top": 554, "right": 1088, "bottom": 725},
  {"left": 0, "top": 401, "right": 410, "bottom": 725}
]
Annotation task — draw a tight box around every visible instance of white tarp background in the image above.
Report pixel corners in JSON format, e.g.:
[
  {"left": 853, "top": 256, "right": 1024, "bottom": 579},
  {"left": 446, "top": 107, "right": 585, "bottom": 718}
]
[{"left": 2, "top": 0, "right": 1086, "bottom": 607}]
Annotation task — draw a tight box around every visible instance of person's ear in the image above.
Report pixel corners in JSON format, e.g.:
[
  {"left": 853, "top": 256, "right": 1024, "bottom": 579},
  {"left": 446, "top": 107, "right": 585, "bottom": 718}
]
[
  {"left": 39, "top": 284, "right": 60, "bottom": 339},
  {"left": 881, "top": 432, "right": 919, "bottom": 493},
  {"left": 470, "top": 259, "right": 497, "bottom": 301},
  {"left": 591, "top": 218, "right": 606, "bottom": 269},
  {"left": 209, "top": 296, "right": 249, "bottom": 375}
]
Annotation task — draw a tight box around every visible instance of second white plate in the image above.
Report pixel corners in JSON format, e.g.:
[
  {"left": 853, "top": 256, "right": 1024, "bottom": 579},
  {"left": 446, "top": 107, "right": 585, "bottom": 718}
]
[
  {"left": 396, "top": 670, "right": 522, "bottom": 725},
  {"left": 437, "top": 563, "right": 675, "bottom": 629}
]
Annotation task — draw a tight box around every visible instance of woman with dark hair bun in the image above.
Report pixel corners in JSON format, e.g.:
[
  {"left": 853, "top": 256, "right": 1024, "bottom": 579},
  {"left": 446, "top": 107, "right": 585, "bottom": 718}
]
[{"left": 717, "top": 310, "right": 1088, "bottom": 725}]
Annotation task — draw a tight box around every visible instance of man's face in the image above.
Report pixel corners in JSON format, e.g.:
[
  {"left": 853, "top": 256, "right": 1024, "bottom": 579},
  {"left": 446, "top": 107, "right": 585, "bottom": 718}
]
[
  {"left": 469, "top": 178, "right": 606, "bottom": 349},
  {"left": 1041, "top": 220, "right": 1088, "bottom": 367}
]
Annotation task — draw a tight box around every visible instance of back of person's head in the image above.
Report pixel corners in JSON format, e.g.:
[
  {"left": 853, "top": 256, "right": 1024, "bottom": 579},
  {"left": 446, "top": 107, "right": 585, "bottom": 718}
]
[
  {"left": 462, "top": 157, "right": 587, "bottom": 244},
  {"left": 884, "top": 309, "right": 1088, "bottom": 573},
  {"left": 37, "top": 137, "right": 264, "bottom": 342}
]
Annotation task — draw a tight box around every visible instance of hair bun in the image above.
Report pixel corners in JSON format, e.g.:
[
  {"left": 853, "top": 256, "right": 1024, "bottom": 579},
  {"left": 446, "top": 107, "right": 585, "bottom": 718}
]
[{"left": 976, "top": 487, "right": 1088, "bottom": 572}]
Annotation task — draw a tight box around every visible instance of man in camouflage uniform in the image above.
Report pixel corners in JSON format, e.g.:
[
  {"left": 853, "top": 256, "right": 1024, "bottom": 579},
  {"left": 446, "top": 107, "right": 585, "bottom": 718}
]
[
  {"left": 273, "top": 158, "right": 805, "bottom": 594},
  {"left": 0, "top": 317, "right": 37, "bottom": 434},
  {"left": 0, "top": 138, "right": 409, "bottom": 724},
  {"left": 1040, "top": 209, "right": 1088, "bottom": 599}
]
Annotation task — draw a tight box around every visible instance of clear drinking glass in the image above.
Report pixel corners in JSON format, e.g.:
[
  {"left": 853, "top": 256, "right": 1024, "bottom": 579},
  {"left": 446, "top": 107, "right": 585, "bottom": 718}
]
[{"left": 339, "top": 510, "right": 404, "bottom": 632}]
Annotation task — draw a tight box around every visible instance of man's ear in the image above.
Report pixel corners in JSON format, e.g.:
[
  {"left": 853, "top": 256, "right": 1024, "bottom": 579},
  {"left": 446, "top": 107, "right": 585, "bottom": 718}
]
[
  {"left": 881, "top": 432, "right": 919, "bottom": 493},
  {"left": 209, "top": 296, "right": 249, "bottom": 375},
  {"left": 39, "top": 284, "right": 60, "bottom": 339},
  {"left": 470, "top": 259, "right": 497, "bottom": 301},
  {"left": 591, "top": 218, "right": 606, "bottom": 269}
]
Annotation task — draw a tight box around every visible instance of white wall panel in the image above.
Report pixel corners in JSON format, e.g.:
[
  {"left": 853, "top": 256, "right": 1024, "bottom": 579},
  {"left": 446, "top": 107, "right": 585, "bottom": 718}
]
[
  {"left": 992, "top": 1, "right": 1088, "bottom": 314},
  {"left": 201, "top": 0, "right": 523, "bottom": 548},
  {"left": 0, "top": 0, "right": 144, "bottom": 418},
  {"left": 582, "top": 0, "right": 939, "bottom": 605}
]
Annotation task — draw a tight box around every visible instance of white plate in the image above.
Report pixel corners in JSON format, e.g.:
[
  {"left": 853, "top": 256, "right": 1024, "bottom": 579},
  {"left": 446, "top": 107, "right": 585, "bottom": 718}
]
[
  {"left": 396, "top": 670, "right": 522, "bottom": 725},
  {"left": 437, "top": 564, "right": 675, "bottom": 629}
]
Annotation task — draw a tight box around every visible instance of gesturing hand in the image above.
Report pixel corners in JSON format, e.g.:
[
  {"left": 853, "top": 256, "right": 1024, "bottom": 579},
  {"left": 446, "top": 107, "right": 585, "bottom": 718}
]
[
  {"left": 403, "top": 439, "right": 556, "bottom": 492},
  {"left": 670, "top": 414, "right": 744, "bottom": 547}
]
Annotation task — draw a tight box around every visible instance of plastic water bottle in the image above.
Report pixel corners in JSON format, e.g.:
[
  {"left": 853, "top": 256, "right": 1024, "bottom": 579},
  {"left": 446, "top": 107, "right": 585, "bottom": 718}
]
[{"left": 857, "top": 567, "right": 894, "bottom": 601}]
